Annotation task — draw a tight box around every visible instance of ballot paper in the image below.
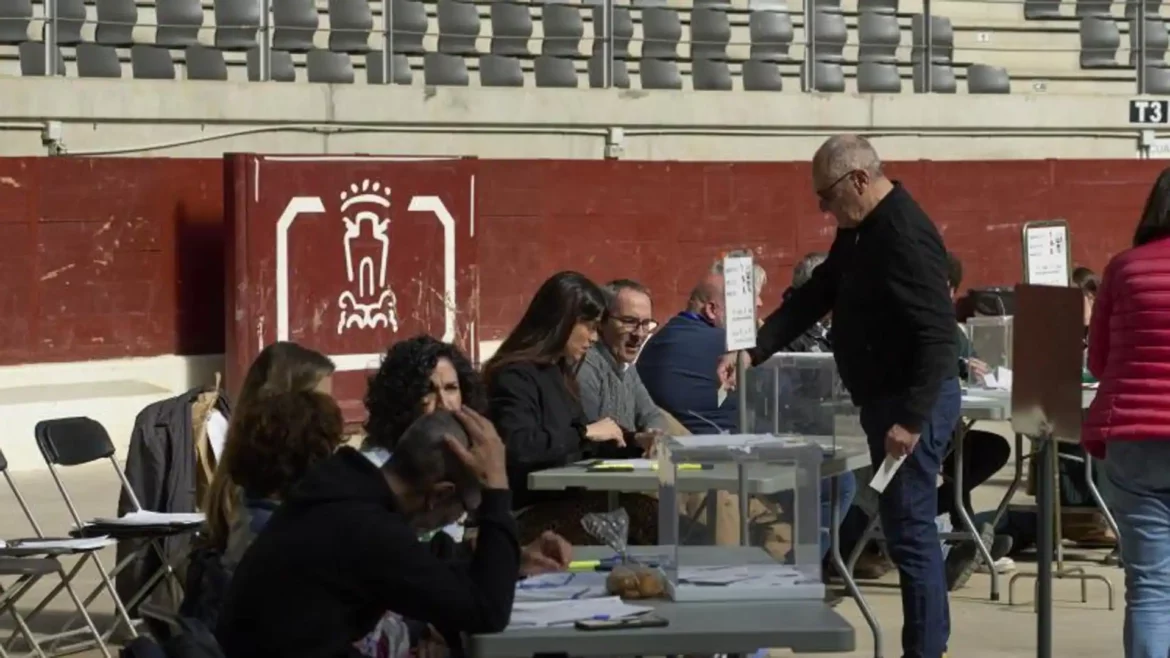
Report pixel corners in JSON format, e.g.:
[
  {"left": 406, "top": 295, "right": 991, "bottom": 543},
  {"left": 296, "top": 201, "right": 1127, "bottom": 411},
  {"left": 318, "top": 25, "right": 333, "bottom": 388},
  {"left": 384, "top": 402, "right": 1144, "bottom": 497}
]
[
  {"left": 88, "top": 511, "right": 205, "bottom": 527},
  {"left": 0, "top": 536, "right": 115, "bottom": 552},
  {"left": 981, "top": 367, "right": 1013, "bottom": 391},
  {"left": 679, "top": 564, "right": 807, "bottom": 587},
  {"left": 515, "top": 571, "right": 609, "bottom": 602},
  {"left": 507, "top": 596, "right": 653, "bottom": 628},
  {"left": 869, "top": 454, "right": 907, "bottom": 494}
]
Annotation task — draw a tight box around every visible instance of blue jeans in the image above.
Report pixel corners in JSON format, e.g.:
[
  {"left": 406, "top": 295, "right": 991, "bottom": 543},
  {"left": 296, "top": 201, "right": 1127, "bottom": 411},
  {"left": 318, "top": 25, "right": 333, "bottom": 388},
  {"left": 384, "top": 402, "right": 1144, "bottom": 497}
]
[
  {"left": 860, "top": 378, "right": 960, "bottom": 658},
  {"left": 1102, "top": 441, "right": 1170, "bottom": 658}
]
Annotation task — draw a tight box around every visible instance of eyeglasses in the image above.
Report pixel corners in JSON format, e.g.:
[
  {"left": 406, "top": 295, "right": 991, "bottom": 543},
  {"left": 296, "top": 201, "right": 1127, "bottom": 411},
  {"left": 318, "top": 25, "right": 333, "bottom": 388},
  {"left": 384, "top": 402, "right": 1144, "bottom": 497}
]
[
  {"left": 611, "top": 315, "right": 659, "bottom": 333},
  {"left": 815, "top": 170, "right": 856, "bottom": 201}
]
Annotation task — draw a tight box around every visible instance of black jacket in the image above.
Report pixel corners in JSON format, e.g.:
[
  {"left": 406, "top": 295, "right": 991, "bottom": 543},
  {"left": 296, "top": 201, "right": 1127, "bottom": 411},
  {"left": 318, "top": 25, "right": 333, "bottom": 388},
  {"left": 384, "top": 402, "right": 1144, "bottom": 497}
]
[
  {"left": 752, "top": 183, "right": 957, "bottom": 432},
  {"left": 215, "top": 448, "right": 519, "bottom": 658}
]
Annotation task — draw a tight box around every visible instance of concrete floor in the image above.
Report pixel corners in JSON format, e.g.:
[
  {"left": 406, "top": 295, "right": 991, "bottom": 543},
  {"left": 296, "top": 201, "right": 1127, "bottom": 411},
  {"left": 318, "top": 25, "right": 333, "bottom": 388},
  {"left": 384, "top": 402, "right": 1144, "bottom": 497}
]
[{"left": 0, "top": 421, "right": 1126, "bottom": 657}]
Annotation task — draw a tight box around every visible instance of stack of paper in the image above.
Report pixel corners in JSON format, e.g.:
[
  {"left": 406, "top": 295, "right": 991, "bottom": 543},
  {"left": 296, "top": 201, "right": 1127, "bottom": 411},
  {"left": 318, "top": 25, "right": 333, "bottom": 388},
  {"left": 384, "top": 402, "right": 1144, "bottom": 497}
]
[
  {"left": 0, "top": 536, "right": 115, "bottom": 552},
  {"left": 88, "top": 511, "right": 205, "bottom": 526},
  {"left": 507, "top": 596, "right": 653, "bottom": 628},
  {"left": 679, "top": 564, "right": 811, "bottom": 587},
  {"left": 515, "top": 571, "right": 609, "bottom": 602}
]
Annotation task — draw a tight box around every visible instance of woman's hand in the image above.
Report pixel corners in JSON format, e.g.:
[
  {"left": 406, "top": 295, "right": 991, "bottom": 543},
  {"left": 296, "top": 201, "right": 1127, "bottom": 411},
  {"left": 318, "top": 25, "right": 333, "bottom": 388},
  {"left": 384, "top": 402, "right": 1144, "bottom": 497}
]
[
  {"left": 520, "top": 531, "right": 573, "bottom": 575},
  {"left": 447, "top": 408, "right": 509, "bottom": 490},
  {"left": 585, "top": 418, "right": 625, "bottom": 446}
]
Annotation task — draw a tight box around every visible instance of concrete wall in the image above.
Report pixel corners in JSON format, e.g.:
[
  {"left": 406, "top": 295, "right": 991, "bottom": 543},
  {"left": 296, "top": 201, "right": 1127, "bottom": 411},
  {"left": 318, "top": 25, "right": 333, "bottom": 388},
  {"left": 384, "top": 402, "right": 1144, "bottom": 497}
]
[{"left": 0, "top": 78, "right": 1155, "bottom": 160}]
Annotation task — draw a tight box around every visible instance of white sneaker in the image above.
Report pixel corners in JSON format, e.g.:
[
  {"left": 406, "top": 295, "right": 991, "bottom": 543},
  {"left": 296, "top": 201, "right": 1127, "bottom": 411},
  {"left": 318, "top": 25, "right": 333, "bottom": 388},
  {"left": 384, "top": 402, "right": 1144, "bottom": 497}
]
[{"left": 975, "top": 557, "right": 1016, "bottom": 574}]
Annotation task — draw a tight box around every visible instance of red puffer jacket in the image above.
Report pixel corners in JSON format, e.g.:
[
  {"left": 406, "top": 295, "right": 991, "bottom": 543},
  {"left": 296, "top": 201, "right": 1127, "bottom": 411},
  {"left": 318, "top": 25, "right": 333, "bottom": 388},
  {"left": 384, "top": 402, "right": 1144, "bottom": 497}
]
[{"left": 1083, "top": 236, "right": 1170, "bottom": 458}]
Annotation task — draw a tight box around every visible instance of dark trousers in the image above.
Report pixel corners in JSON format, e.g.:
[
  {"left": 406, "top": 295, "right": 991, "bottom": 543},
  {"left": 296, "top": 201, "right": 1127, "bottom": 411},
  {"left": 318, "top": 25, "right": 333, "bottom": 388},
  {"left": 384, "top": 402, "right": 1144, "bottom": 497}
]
[
  {"left": 861, "top": 378, "right": 960, "bottom": 658},
  {"left": 937, "top": 429, "right": 1011, "bottom": 528}
]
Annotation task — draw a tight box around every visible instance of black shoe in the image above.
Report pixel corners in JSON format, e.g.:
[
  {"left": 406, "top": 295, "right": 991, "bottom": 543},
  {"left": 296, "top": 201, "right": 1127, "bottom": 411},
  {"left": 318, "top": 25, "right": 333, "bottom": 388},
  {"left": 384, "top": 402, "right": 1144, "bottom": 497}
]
[{"left": 946, "top": 522, "right": 995, "bottom": 591}]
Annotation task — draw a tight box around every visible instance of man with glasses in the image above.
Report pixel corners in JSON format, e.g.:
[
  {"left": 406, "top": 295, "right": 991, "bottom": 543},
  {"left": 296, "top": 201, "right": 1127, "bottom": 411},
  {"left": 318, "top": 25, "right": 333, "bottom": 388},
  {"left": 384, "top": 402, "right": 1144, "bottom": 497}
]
[
  {"left": 721, "top": 135, "right": 959, "bottom": 658},
  {"left": 576, "top": 279, "right": 669, "bottom": 450}
]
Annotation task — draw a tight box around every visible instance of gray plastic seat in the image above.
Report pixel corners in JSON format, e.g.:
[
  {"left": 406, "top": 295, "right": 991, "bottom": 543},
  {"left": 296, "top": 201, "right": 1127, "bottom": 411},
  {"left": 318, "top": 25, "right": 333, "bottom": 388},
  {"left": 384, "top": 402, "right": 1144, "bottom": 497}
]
[
  {"left": 858, "top": 0, "right": 898, "bottom": 13},
  {"left": 588, "top": 51, "right": 629, "bottom": 87},
  {"left": 156, "top": 0, "right": 204, "bottom": 48},
  {"left": 1075, "top": 0, "right": 1112, "bottom": 16},
  {"left": 1129, "top": 18, "right": 1168, "bottom": 67},
  {"left": 307, "top": 48, "right": 354, "bottom": 82},
  {"left": 95, "top": 0, "right": 136, "bottom": 47},
  {"left": 1146, "top": 64, "right": 1170, "bottom": 92},
  {"left": 742, "top": 59, "right": 782, "bottom": 90},
  {"left": 329, "top": 0, "right": 372, "bottom": 53},
  {"left": 1079, "top": 17, "right": 1120, "bottom": 67},
  {"left": 912, "top": 61, "right": 956, "bottom": 92},
  {"left": 1024, "top": 0, "right": 1062, "bottom": 19},
  {"left": 437, "top": 0, "right": 480, "bottom": 56},
  {"left": 185, "top": 44, "right": 228, "bottom": 80},
  {"left": 857, "top": 60, "right": 901, "bottom": 92},
  {"left": 272, "top": 0, "right": 318, "bottom": 52},
  {"left": 480, "top": 53, "right": 523, "bottom": 86},
  {"left": 541, "top": 3, "right": 582, "bottom": 57},
  {"left": 1127, "top": 0, "right": 1163, "bottom": 18},
  {"left": 0, "top": 0, "right": 31, "bottom": 44},
  {"left": 748, "top": 9, "right": 794, "bottom": 62},
  {"left": 811, "top": 8, "right": 847, "bottom": 62},
  {"left": 690, "top": 8, "right": 731, "bottom": 60},
  {"left": 692, "top": 58, "right": 731, "bottom": 89},
  {"left": 50, "top": 0, "right": 84, "bottom": 46},
  {"left": 807, "top": 60, "right": 844, "bottom": 91},
  {"left": 639, "top": 58, "right": 681, "bottom": 89},
  {"left": 966, "top": 63, "right": 1010, "bottom": 93},
  {"left": 247, "top": 47, "right": 297, "bottom": 80},
  {"left": 366, "top": 51, "right": 412, "bottom": 83},
  {"left": 491, "top": 3, "right": 532, "bottom": 56},
  {"left": 592, "top": 6, "right": 633, "bottom": 58},
  {"left": 858, "top": 10, "right": 900, "bottom": 63},
  {"left": 911, "top": 14, "right": 953, "bottom": 63},
  {"left": 424, "top": 52, "right": 469, "bottom": 85},
  {"left": 391, "top": 0, "right": 427, "bottom": 55},
  {"left": 641, "top": 7, "right": 681, "bottom": 59},
  {"left": 76, "top": 43, "right": 123, "bottom": 77},
  {"left": 534, "top": 54, "right": 577, "bottom": 86},
  {"left": 18, "top": 42, "right": 65, "bottom": 75},
  {"left": 131, "top": 45, "right": 175, "bottom": 78},
  {"left": 214, "top": 0, "right": 259, "bottom": 50}
]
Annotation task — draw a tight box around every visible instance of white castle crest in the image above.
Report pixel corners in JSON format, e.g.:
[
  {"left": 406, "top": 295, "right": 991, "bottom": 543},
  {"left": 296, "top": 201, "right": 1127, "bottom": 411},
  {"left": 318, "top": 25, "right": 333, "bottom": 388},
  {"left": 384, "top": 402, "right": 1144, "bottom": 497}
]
[{"left": 337, "top": 179, "right": 400, "bottom": 335}]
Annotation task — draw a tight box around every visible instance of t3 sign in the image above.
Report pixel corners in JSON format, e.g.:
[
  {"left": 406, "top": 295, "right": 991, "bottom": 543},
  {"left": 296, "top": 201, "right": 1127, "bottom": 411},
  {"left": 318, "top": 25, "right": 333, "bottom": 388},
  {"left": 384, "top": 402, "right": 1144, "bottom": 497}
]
[{"left": 1130, "top": 99, "right": 1170, "bottom": 124}]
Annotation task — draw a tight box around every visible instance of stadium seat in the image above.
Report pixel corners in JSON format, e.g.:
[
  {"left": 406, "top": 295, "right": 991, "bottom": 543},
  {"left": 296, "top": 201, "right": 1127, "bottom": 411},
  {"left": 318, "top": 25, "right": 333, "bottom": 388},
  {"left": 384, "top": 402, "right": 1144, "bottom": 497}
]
[
  {"left": 641, "top": 7, "right": 682, "bottom": 60},
  {"left": 0, "top": 0, "right": 30, "bottom": 44},
  {"left": 77, "top": 43, "right": 123, "bottom": 78},
  {"left": 52, "top": 0, "right": 84, "bottom": 46},
  {"left": 913, "top": 60, "right": 957, "bottom": 92},
  {"left": 742, "top": 59, "right": 783, "bottom": 91},
  {"left": 588, "top": 51, "right": 629, "bottom": 88},
  {"left": 692, "top": 58, "right": 732, "bottom": 90},
  {"left": 540, "top": 3, "right": 583, "bottom": 58},
  {"left": 967, "top": 63, "right": 1011, "bottom": 93},
  {"left": 437, "top": 0, "right": 480, "bottom": 56},
  {"left": 858, "top": 0, "right": 898, "bottom": 13},
  {"left": 533, "top": 54, "right": 578, "bottom": 87},
  {"left": 1075, "top": 0, "right": 1112, "bottom": 17},
  {"left": 214, "top": 0, "right": 260, "bottom": 50},
  {"left": 640, "top": 58, "right": 682, "bottom": 89},
  {"left": 480, "top": 54, "right": 524, "bottom": 86},
  {"left": 490, "top": 3, "right": 533, "bottom": 57},
  {"left": 690, "top": 7, "right": 731, "bottom": 61},
  {"left": 186, "top": 44, "right": 229, "bottom": 80},
  {"left": 272, "top": 0, "right": 319, "bottom": 53},
  {"left": 811, "top": 8, "right": 847, "bottom": 63},
  {"left": 131, "top": 45, "right": 177, "bottom": 79},
  {"left": 156, "top": 0, "right": 203, "bottom": 48},
  {"left": 424, "top": 52, "right": 470, "bottom": 85},
  {"left": 1079, "top": 17, "right": 1120, "bottom": 68},
  {"left": 366, "top": 51, "right": 413, "bottom": 84},
  {"left": 95, "top": 0, "right": 137, "bottom": 47},
  {"left": 748, "top": 8, "right": 795, "bottom": 62},
  {"left": 1129, "top": 18, "right": 1169, "bottom": 67},
  {"left": 911, "top": 14, "right": 954, "bottom": 63},
  {"left": 1146, "top": 64, "right": 1170, "bottom": 92},
  {"left": 391, "top": 0, "right": 428, "bottom": 55},
  {"left": 247, "top": 47, "right": 297, "bottom": 81},
  {"left": 1024, "top": 0, "right": 1062, "bottom": 19},
  {"left": 328, "top": 0, "right": 373, "bottom": 53},
  {"left": 1127, "top": 0, "right": 1163, "bottom": 19},
  {"left": 18, "top": 41, "right": 65, "bottom": 75},
  {"left": 857, "top": 60, "right": 902, "bottom": 92},
  {"left": 307, "top": 49, "right": 354, "bottom": 82},
  {"left": 858, "top": 10, "right": 900, "bottom": 63},
  {"left": 808, "top": 60, "right": 845, "bottom": 92}
]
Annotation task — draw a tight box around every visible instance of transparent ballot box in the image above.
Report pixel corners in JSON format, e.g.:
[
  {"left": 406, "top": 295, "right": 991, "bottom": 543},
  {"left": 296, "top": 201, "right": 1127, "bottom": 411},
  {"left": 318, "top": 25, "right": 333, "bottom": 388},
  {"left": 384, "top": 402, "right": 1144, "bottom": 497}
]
[
  {"left": 742, "top": 352, "right": 862, "bottom": 454},
  {"left": 966, "top": 316, "right": 1013, "bottom": 371},
  {"left": 655, "top": 434, "right": 825, "bottom": 602}
]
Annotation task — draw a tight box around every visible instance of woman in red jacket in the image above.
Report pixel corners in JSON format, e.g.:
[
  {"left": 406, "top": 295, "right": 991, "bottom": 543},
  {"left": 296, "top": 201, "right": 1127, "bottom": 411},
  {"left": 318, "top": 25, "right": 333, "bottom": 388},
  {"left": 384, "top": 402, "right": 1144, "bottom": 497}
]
[{"left": 1084, "top": 168, "right": 1170, "bottom": 658}]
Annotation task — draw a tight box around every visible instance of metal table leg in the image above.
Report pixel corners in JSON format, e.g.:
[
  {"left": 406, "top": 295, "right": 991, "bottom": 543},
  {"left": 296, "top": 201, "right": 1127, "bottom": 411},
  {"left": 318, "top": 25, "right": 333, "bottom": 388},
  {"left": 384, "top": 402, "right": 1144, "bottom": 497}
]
[
  {"left": 830, "top": 475, "right": 883, "bottom": 658},
  {"left": 1083, "top": 454, "right": 1122, "bottom": 565},
  {"left": 950, "top": 419, "right": 999, "bottom": 600}
]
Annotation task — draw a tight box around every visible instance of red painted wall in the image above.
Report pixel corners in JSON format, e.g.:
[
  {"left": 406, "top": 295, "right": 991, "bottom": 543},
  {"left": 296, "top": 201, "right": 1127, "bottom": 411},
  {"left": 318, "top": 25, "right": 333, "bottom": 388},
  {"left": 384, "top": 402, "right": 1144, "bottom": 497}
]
[{"left": 0, "top": 156, "right": 1158, "bottom": 367}]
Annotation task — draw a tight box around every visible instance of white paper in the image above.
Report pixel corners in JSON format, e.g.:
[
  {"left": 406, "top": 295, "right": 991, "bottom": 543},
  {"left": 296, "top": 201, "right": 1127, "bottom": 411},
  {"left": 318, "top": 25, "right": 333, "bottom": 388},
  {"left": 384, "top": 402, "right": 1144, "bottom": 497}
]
[
  {"left": 1024, "top": 223, "right": 1070, "bottom": 287},
  {"left": 515, "top": 571, "right": 609, "bottom": 602},
  {"left": 507, "top": 596, "right": 653, "bottom": 628},
  {"left": 981, "top": 367, "right": 1013, "bottom": 391},
  {"left": 88, "top": 511, "right": 205, "bottom": 527},
  {"left": 679, "top": 564, "right": 806, "bottom": 586},
  {"left": 0, "top": 536, "right": 115, "bottom": 551},
  {"left": 869, "top": 454, "right": 907, "bottom": 493},
  {"left": 717, "top": 387, "right": 728, "bottom": 407},
  {"left": 593, "top": 459, "right": 655, "bottom": 470},
  {"left": 671, "top": 434, "right": 807, "bottom": 450},
  {"left": 722, "top": 255, "right": 758, "bottom": 351},
  {"left": 207, "top": 410, "right": 229, "bottom": 460}
]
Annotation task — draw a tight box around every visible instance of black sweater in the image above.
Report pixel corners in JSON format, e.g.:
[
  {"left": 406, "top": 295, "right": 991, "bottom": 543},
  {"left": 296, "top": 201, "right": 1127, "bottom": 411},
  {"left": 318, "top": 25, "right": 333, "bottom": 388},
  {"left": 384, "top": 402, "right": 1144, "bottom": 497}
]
[
  {"left": 215, "top": 447, "right": 519, "bottom": 658},
  {"left": 752, "top": 183, "right": 958, "bottom": 432}
]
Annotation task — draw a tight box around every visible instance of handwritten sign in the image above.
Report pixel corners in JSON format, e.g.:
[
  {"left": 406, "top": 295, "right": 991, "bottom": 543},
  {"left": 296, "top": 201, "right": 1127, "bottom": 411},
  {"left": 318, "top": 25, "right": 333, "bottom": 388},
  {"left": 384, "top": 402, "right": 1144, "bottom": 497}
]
[
  {"left": 1022, "top": 221, "right": 1070, "bottom": 287},
  {"left": 723, "top": 254, "right": 758, "bottom": 351}
]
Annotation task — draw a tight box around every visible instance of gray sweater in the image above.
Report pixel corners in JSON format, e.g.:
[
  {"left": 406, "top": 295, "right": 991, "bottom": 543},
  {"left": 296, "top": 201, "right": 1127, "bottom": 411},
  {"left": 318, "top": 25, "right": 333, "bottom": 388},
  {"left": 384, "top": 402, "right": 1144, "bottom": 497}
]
[{"left": 576, "top": 343, "right": 669, "bottom": 432}]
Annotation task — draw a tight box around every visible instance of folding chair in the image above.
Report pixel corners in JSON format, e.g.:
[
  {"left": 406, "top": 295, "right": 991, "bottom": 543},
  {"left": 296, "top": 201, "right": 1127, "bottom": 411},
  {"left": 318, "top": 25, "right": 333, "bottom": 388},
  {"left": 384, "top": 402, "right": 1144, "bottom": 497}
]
[
  {"left": 32, "top": 417, "right": 204, "bottom": 650},
  {"left": 0, "top": 447, "right": 114, "bottom": 657}
]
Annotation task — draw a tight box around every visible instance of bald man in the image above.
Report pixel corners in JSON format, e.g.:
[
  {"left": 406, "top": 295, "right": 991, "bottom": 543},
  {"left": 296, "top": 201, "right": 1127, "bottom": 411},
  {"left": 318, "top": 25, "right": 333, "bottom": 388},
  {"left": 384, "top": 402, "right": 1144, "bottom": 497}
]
[{"left": 724, "top": 135, "right": 959, "bottom": 658}]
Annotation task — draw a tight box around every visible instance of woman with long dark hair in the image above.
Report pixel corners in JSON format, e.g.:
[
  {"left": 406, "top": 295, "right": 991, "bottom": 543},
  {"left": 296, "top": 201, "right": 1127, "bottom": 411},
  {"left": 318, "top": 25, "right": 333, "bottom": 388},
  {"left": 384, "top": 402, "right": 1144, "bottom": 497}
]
[
  {"left": 484, "top": 271, "right": 654, "bottom": 544},
  {"left": 1084, "top": 167, "right": 1170, "bottom": 658}
]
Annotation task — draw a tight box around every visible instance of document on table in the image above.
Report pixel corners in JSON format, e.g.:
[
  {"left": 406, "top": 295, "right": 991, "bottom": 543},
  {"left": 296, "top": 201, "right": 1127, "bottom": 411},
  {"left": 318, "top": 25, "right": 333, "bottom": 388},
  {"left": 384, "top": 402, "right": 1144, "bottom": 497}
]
[
  {"left": 0, "top": 536, "right": 115, "bottom": 551},
  {"left": 88, "top": 511, "right": 206, "bottom": 526},
  {"left": 515, "top": 571, "right": 609, "bottom": 602},
  {"left": 507, "top": 596, "right": 654, "bottom": 628},
  {"left": 869, "top": 454, "right": 906, "bottom": 493},
  {"left": 679, "top": 564, "right": 810, "bottom": 587}
]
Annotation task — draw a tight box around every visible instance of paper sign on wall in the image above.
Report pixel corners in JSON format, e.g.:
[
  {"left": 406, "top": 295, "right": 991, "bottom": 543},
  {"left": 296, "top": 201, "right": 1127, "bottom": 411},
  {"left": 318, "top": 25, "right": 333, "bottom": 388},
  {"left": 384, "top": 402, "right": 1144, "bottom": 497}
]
[
  {"left": 1022, "top": 220, "right": 1071, "bottom": 287},
  {"left": 723, "top": 254, "right": 758, "bottom": 352}
]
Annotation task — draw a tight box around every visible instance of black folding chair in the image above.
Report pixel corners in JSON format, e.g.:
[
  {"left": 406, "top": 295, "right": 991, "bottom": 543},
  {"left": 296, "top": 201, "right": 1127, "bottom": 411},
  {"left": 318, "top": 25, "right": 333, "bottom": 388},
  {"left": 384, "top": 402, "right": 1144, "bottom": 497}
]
[
  {"left": 0, "top": 447, "right": 113, "bottom": 657},
  {"left": 33, "top": 417, "right": 203, "bottom": 649}
]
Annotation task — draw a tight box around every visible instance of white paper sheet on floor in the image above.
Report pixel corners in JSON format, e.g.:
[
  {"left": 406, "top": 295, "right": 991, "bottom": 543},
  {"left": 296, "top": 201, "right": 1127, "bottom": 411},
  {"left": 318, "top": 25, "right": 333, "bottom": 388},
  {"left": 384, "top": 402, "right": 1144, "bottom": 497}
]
[
  {"left": 88, "top": 511, "right": 205, "bottom": 526},
  {"left": 507, "top": 596, "right": 653, "bottom": 628},
  {"left": 515, "top": 571, "right": 610, "bottom": 602}
]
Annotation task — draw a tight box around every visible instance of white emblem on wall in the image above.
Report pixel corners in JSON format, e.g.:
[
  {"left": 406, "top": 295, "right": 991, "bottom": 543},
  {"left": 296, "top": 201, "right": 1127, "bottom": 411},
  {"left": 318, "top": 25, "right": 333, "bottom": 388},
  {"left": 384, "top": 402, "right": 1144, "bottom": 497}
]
[{"left": 337, "top": 179, "right": 400, "bottom": 334}]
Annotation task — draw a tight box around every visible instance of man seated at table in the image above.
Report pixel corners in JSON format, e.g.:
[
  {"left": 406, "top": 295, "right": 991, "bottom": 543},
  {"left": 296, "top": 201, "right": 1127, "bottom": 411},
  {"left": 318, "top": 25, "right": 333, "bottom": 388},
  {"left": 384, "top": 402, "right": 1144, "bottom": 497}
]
[{"left": 637, "top": 258, "right": 854, "bottom": 564}]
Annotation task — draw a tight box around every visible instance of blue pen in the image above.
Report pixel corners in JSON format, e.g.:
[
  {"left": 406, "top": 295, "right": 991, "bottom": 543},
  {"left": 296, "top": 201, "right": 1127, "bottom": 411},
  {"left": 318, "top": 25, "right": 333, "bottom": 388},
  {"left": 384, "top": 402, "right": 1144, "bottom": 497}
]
[{"left": 590, "top": 615, "right": 610, "bottom": 620}]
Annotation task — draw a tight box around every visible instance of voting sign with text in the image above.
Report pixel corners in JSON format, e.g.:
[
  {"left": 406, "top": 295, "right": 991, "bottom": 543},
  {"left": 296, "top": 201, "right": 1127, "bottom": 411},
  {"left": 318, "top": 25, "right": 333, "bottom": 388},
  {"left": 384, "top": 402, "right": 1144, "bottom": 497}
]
[{"left": 723, "top": 254, "right": 758, "bottom": 351}]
